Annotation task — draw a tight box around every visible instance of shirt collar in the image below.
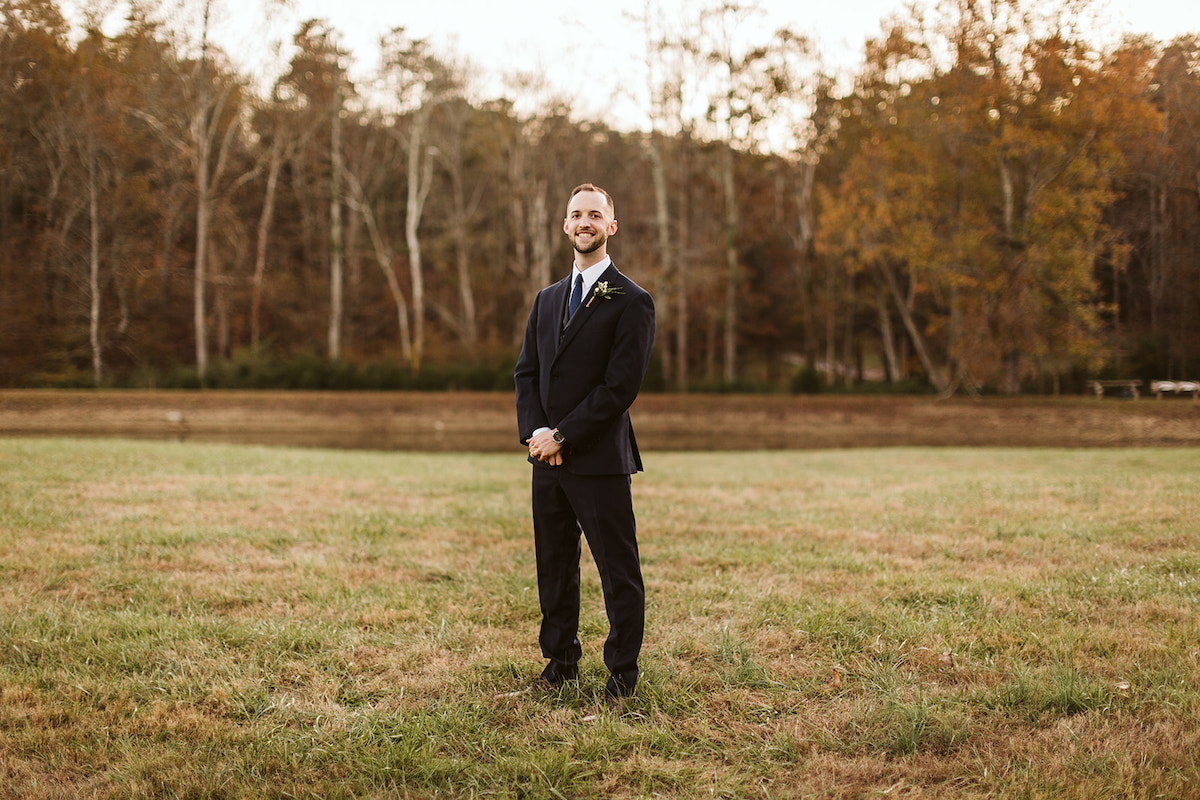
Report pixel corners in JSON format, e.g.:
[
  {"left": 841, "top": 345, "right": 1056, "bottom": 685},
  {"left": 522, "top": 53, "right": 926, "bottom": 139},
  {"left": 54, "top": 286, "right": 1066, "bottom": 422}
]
[{"left": 572, "top": 257, "right": 612, "bottom": 300}]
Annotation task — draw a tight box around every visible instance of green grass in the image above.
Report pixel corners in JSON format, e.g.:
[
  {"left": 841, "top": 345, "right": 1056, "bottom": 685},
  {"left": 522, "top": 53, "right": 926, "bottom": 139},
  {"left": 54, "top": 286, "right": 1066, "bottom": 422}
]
[{"left": 1, "top": 439, "right": 1198, "bottom": 798}]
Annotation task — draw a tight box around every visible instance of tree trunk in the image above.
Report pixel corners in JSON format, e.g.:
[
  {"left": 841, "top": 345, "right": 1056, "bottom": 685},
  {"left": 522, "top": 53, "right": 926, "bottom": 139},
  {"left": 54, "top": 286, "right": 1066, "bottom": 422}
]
[
  {"left": 878, "top": 289, "right": 899, "bottom": 382},
  {"left": 721, "top": 143, "right": 738, "bottom": 383},
  {"left": 877, "top": 260, "right": 949, "bottom": 394},
  {"left": 675, "top": 130, "right": 691, "bottom": 391},
  {"left": 794, "top": 159, "right": 818, "bottom": 367},
  {"left": 824, "top": 265, "right": 836, "bottom": 386},
  {"left": 842, "top": 303, "right": 855, "bottom": 385},
  {"left": 191, "top": 1, "right": 216, "bottom": 383},
  {"left": 529, "top": 187, "right": 552, "bottom": 303},
  {"left": 87, "top": 141, "right": 102, "bottom": 387},
  {"left": 193, "top": 106, "right": 210, "bottom": 382},
  {"left": 705, "top": 308, "right": 718, "bottom": 383},
  {"left": 405, "top": 112, "right": 433, "bottom": 373},
  {"left": 251, "top": 135, "right": 283, "bottom": 348},
  {"left": 345, "top": 172, "right": 412, "bottom": 360},
  {"left": 648, "top": 133, "right": 673, "bottom": 385},
  {"left": 674, "top": 225, "right": 689, "bottom": 390},
  {"left": 449, "top": 164, "right": 478, "bottom": 358},
  {"left": 215, "top": 255, "right": 230, "bottom": 361},
  {"left": 328, "top": 72, "right": 344, "bottom": 361},
  {"left": 509, "top": 186, "right": 530, "bottom": 348}
]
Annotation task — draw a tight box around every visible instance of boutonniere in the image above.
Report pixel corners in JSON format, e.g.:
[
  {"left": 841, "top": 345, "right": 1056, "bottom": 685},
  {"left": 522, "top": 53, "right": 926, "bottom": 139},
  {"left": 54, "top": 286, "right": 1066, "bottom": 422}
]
[{"left": 586, "top": 281, "right": 623, "bottom": 307}]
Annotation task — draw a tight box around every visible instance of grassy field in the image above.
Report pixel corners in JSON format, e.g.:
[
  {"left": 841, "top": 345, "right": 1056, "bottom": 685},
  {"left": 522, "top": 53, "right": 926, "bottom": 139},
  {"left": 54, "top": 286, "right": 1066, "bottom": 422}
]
[{"left": 1, "top": 438, "right": 1198, "bottom": 798}]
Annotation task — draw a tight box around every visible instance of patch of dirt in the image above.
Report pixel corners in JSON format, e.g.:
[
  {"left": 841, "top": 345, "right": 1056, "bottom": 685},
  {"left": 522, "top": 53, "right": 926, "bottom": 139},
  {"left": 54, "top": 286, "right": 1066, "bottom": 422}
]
[{"left": 1, "top": 389, "right": 1197, "bottom": 451}]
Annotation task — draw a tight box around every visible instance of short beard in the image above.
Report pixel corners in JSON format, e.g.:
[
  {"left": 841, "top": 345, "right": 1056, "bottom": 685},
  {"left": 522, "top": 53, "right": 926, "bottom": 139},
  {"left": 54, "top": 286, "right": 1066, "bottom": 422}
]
[{"left": 572, "top": 232, "right": 605, "bottom": 255}]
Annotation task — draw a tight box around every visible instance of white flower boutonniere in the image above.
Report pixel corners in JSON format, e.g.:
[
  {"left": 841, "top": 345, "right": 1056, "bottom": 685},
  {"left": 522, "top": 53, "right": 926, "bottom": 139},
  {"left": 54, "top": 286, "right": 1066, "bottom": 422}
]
[{"left": 586, "top": 280, "right": 623, "bottom": 308}]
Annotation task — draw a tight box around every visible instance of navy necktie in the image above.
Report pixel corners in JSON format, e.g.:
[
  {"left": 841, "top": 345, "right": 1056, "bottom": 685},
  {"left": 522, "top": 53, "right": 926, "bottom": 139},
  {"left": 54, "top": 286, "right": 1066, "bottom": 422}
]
[{"left": 568, "top": 273, "right": 583, "bottom": 319}]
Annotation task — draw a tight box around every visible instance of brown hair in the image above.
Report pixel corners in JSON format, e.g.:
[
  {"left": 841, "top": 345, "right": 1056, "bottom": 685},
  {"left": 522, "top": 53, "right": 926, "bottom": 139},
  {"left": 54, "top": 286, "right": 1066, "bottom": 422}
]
[{"left": 568, "top": 183, "right": 615, "bottom": 217}]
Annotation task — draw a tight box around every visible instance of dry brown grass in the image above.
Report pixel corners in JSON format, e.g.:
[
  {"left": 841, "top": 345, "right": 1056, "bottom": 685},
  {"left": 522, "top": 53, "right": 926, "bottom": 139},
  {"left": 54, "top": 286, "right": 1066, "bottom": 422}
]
[
  {"left": 3, "top": 389, "right": 1200, "bottom": 451},
  {"left": 0, "top": 438, "right": 1198, "bottom": 798}
]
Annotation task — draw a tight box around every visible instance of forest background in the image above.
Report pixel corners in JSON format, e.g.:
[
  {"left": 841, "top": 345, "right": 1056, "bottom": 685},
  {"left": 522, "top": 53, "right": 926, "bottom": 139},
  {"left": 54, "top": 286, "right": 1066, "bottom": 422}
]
[{"left": 2, "top": 0, "right": 1198, "bottom": 396}]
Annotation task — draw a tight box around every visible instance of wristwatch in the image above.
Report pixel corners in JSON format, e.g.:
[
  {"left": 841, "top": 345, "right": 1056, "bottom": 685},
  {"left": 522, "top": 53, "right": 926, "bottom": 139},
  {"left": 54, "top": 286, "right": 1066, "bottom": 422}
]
[{"left": 551, "top": 430, "right": 566, "bottom": 445}]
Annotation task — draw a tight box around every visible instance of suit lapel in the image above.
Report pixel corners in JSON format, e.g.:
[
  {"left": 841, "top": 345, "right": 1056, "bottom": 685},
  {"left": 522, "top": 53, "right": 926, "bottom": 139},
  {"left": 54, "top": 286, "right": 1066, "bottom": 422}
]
[
  {"left": 542, "top": 277, "right": 571, "bottom": 358},
  {"left": 557, "top": 264, "right": 620, "bottom": 356}
]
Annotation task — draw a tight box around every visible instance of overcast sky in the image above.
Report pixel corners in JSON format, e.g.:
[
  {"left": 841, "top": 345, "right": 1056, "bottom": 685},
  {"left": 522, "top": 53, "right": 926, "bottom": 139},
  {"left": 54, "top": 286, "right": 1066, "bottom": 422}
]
[
  {"left": 65, "top": 0, "right": 1200, "bottom": 126},
  {"left": 246, "top": 0, "right": 1197, "bottom": 112},
  {"left": 249, "top": 0, "right": 1198, "bottom": 72}
]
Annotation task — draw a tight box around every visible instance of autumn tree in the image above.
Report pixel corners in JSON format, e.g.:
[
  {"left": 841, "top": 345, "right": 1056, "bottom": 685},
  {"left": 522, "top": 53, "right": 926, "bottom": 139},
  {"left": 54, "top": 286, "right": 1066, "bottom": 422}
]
[
  {"left": 0, "top": 0, "right": 76, "bottom": 383},
  {"left": 820, "top": 0, "right": 1143, "bottom": 394},
  {"left": 1114, "top": 35, "right": 1200, "bottom": 378},
  {"left": 0, "top": 0, "right": 1195, "bottom": 391}
]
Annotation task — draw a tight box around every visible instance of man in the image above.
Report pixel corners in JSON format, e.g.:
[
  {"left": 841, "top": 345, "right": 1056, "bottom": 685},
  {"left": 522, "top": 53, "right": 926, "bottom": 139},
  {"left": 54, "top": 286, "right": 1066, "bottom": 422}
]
[{"left": 514, "top": 183, "right": 655, "bottom": 701}]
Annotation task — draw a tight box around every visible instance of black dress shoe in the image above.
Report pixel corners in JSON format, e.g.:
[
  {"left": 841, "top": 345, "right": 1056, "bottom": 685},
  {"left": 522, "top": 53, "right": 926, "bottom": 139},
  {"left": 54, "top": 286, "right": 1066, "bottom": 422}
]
[
  {"left": 495, "top": 668, "right": 579, "bottom": 699},
  {"left": 604, "top": 673, "right": 636, "bottom": 699},
  {"left": 539, "top": 662, "right": 579, "bottom": 685}
]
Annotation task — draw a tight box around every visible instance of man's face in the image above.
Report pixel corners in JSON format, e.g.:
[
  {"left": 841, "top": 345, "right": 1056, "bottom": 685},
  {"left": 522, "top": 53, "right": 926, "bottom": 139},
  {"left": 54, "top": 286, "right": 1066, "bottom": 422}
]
[{"left": 563, "top": 191, "right": 617, "bottom": 255}]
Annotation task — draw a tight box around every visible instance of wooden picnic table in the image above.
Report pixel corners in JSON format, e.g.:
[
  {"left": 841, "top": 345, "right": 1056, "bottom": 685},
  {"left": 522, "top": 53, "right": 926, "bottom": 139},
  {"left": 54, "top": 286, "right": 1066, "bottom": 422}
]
[{"left": 1088, "top": 379, "right": 1141, "bottom": 399}]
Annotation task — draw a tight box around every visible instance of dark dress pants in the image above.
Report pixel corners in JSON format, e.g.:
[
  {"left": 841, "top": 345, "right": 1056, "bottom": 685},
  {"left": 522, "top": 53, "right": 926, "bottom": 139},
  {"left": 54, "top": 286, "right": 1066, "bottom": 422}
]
[{"left": 532, "top": 466, "right": 644, "bottom": 695}]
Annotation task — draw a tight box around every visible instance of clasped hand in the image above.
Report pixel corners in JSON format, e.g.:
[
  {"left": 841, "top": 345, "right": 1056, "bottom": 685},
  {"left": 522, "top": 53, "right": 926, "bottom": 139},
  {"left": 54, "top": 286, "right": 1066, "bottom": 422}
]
[{"left": 526, "top": 429, "right": 564, "bottom": 466}]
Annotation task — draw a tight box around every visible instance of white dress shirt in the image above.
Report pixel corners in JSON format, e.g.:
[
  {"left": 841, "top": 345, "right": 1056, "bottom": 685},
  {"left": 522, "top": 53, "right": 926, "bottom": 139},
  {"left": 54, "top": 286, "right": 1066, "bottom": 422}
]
[{"left": 572, "top": 257, "right": 612, "bottom": 306}]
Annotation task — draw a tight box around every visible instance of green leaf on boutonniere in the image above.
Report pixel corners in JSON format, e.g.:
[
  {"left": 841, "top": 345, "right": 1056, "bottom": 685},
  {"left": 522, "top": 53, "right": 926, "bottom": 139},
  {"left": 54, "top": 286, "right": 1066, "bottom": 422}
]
[{"left": 586, "top": 280, "right": 623, "bottom": 307}]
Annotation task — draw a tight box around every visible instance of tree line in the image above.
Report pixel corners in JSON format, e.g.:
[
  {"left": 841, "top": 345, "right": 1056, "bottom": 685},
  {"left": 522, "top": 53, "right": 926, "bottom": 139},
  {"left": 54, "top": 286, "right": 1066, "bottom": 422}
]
[{"left": 2, "top": 0, "right": 1197, "bottom": 394}]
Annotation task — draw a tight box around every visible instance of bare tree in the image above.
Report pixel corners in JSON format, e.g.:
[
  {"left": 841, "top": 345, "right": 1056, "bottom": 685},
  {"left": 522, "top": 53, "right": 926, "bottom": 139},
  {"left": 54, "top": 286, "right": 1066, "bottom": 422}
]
[
  {"left": 697, "top": 1, "right": 787, "bottom": 382},
  {"left": 379, "top": 29, "right": 462, "bottom": 373},
  {"left": 130, "top": 0, "right": 251, "bottom": 382},
  {"left": 433, "top": 94, "right": 485, "bottom": 360},
  {"left": 328, "top": 60, "right": 345, "bottom": 360},
  {"left": 343, "top": 167, "right": 413, "bottom": 360},
  {"left": 637, "top": 0, "right": 702, "bottom": 390},
  {"left": 502, "top": 96, "right": 558, "bottom": 348},
  {"left": 249, "top": 115, "right": 287, "bottom": 348}
]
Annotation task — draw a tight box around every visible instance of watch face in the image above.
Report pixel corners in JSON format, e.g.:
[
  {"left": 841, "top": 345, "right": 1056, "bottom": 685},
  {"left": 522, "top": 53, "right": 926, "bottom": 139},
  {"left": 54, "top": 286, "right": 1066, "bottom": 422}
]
[{"left": 552, "top": 431, "right": 565, "bottom": 444}]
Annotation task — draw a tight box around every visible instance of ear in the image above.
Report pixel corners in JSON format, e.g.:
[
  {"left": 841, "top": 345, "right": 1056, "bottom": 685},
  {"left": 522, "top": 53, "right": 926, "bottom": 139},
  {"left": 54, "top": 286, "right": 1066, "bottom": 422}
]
[
  {"left": 563, "top": 218, "right": 571, "bottom": 235},
  {"left": 608, "top": 218, "right": 619, "bottom": 235}
]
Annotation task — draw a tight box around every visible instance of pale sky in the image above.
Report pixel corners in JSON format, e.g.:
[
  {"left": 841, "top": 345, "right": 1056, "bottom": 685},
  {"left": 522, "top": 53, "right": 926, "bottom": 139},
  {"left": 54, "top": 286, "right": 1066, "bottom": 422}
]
[
  {"left": 65, "top": 0, "right": 1200, "bottom": 127},
  {"left": 260, "top": 0, "right": 1198, "bottom": 64},
  {"left": 241, "top": 0, "right": 1197, "bottom": 121}
]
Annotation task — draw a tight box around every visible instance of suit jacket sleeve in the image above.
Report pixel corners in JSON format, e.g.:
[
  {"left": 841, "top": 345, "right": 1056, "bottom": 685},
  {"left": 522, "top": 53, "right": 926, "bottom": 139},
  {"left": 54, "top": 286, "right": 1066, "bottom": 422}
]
[{"left": 514, "top": 285, "right": 554, "bottom": 444}]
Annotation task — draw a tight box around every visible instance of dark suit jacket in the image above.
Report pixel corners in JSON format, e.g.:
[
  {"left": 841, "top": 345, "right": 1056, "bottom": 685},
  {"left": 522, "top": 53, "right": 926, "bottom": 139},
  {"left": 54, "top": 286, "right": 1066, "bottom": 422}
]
[{"left": 515, "top": 263, "right": 655, "bottom": 476}]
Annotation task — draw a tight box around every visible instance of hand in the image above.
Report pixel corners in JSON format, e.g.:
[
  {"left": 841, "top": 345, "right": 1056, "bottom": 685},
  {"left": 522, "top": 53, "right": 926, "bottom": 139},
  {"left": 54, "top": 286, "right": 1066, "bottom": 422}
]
[{"left": 525, "top": 429, "right": 564, "bottom": 466}]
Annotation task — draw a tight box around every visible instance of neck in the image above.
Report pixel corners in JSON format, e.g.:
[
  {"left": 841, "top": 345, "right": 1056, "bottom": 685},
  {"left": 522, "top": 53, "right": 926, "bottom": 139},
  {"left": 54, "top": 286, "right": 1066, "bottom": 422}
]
[{"left": 574, "top": 249, "right": 608, "bottom": 270}]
